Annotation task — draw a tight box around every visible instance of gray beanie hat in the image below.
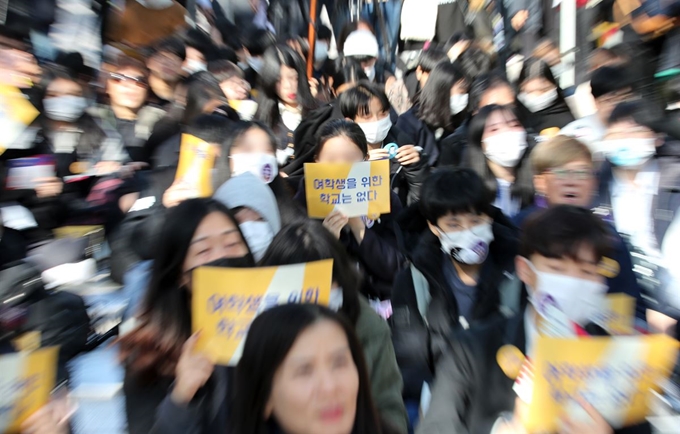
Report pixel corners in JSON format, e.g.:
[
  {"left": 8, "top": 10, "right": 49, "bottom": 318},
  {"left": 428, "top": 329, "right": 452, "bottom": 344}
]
[{"left": 213, "top": 173, "right": 282, "bottom": 234}]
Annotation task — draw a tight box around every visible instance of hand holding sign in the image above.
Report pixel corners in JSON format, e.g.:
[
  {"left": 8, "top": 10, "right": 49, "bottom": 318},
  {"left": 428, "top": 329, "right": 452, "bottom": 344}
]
[
  {"left": 558, "top": 398, "right": 613, "bottom": 434},
  {"left": 171, "top": 332, "right": 215, "bottom": 406},
  {"left": 323, "top": 210, "right": 349, "bottom": 239}
]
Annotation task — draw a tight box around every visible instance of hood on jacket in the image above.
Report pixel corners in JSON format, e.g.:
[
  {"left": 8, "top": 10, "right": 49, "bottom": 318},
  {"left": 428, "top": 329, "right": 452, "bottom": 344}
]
[{"left": 213, "top": 172, "right": 282, "bottom": 234}]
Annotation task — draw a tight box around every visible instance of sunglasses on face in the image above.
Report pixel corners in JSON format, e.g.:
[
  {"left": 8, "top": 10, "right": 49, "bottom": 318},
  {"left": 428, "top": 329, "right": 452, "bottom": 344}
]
[{"left": 109, "top": 72, "right": 148, "bottom": 89}]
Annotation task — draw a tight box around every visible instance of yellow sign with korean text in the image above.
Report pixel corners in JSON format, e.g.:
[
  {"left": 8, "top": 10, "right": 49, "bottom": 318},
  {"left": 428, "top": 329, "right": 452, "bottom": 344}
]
[
  {"left": 192, "top": 260, "right": 333, "bottom": 365},
  {"left": 524, "top": 334, "right": 679, "bottom": 433},
  {"left": 175, "top": 134, "right": 217, "bottom": 197},
  {"left": 304, "top": 160, "right": 391, "bottom": 219},
  {"left": 0, "top": 347, "right": 59, "bottom": 433},
  {"left": 0, "top": 84, "right": 39, "bottom": 153}
]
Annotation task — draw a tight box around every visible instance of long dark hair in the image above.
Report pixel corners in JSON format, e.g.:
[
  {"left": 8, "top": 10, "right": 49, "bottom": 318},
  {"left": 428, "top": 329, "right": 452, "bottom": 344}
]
[
  {"left": 255, "top": 44, "right": 317, "bottom": 130},
  {"left": 231, "top": 304, "right": 383, "bottom": 434},
  {"left": 466, "top": 104, "right": 534, "bottom": 209},
  {"left": 416, "top": 62, "right": 468, "bottom": 129},
  {"left": 118, "top": 199, "right": 249, "bottom": 378},
  {"left": 517, "top": 58, "right": 568, "bottom": 105},
  {"left": 260, "top": 221, "right": 362, "bottom": 324}
]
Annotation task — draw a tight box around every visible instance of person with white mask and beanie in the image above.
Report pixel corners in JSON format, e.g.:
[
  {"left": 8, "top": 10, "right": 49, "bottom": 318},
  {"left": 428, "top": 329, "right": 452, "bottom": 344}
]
[
  {"left": 342, "top": 29, "right": 393, "bottom": 86},
  {"left": 213, "top": 172, "right": 282, "bottom": 262}
]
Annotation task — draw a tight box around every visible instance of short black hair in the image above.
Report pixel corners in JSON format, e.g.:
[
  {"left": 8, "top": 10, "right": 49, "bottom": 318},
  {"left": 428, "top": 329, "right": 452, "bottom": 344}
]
[
  {"left": 208, "top": 60, "right": 244, "bottom": 82},
  {"left": 607, "top": 100, "right": 666, "bottom": 134},
  {"left": 455, "top": 47, "right": 492, "bottom": 81},
  {"left": 150, "top": 36, "right": 186, "bottom": 61},
  {"left": 183, "top": 28, "right": 217, "bottom": 61},
  {"left": 317, "top": 24, "right": 333, "bottom": 42},
  {"left": 590, "top": 66, "right": 631, "bottom": 99},
  {"left": 420, "top": 168, "right": 493, "bottom": 224},
  {"left": 338, "top": 81, "right": 390, "bottom": 119},
  {"left": 469, "top": 71, "right": 513, "bottom": 113},
  {"left": 185, "top": 114, "right": 234, "bottom": 146},
  {"left": 241, "top": 28, "right": 276, "bottom": 57},
  {"left": 417, "top": 48, "right": 448, "bottom": 73},
  {"left": 520, "top": 205, "right": 612, "bottom": 262}
]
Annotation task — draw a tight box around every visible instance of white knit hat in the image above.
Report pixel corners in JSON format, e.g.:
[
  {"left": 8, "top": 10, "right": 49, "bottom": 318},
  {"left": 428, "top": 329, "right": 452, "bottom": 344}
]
[{"left": 343, "top": 30, "right": 380, "bottom": 58}]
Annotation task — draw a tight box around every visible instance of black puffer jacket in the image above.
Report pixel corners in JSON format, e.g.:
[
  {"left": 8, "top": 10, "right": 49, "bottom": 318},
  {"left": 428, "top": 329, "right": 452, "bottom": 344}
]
[{"left": 389, "top": 216, "right": 519, "bottom": 401}]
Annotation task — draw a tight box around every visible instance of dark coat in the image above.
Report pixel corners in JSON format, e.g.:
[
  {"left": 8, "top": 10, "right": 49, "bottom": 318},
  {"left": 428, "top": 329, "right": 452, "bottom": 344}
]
[
  {"left": 390, "top": 219, "right": 519, "bottom": 401},
  {"left": 416, "top": 311, "right": 653, "bottom": 434}
]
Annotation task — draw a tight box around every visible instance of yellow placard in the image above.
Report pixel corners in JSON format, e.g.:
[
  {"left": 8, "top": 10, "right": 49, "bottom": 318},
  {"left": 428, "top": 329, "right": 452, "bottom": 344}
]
[
  {"left": 0, "top": 347, "right": 59, "bottom": 433},
  {"left": 0, "top": 84, "right": 39, "bottom": 150},
  {"left": 304, "top": 160, "right": 391, "bottom": 219},
  {"left": 192, "top": 260, "right": 333, "bottom": 365},
  {"left": 592, "top": 293, "right": 636, "bottom": 336},
  {"left": 175, "top": 134, "right": 217, "bottom": 197},
  {"left": 525, "top": 335, "right": 679, "bottom": 433}
]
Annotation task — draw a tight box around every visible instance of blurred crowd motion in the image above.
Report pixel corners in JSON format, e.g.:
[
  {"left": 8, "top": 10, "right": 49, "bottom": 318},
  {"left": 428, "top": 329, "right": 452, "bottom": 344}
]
[{"left": 1, "top": 0, "right": 680, "bottom": 434}]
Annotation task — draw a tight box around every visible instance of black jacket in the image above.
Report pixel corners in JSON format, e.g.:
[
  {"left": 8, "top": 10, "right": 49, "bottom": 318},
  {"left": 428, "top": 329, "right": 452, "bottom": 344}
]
[
  {"left": 396, "top": 107, "right": 466, "bottom": 167},
  {"left": 416, "top": 312, "right": 653, "bottom": 434},
  {"left": 520, "top": 99, "right": 575, "bottom": 134},
  {"left": 390, "top": 219, "right": 519, "bottom": 401}
]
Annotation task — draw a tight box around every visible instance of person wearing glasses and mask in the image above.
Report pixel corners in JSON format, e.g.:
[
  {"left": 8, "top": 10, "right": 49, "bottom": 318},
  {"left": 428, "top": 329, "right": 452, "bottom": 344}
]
[
  {"left": 514, "top": 135, "right": 646, "bottom": 323},
  {"left": 390, "top": 168, "right": 519, "bottom": 428},
  {"left": 90, "top": 55, "right": 166, "bottom": 163}
]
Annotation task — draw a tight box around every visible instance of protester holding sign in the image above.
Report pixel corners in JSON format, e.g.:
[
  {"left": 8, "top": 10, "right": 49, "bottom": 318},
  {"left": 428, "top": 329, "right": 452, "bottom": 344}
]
[
  {"left": 231, "top": 303, "right": 400, "bottom": 434},
  {"left": 514, "top": 135, "right": 646, "bottom": 322},
  {"left": 417, "top": 206, "right": 657, "bottom": 434},
  {"left": 299, "top": 119, "right": 406, "bottom": 300},
  {"left": 338, "top": 82, "right": 428, "bottom": 206},
  {"left": 260, "top": 221, "right": 408, "bottom": 433},
  {"left": 118, "top": 198, "right": 254, "bottom": 434},
  {"left": 391, "top": 168, "right": 519, "bottom": 426}
]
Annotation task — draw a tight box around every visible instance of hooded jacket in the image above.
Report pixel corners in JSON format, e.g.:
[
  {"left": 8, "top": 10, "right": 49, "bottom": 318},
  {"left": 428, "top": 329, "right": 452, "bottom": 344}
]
[{"left": 390, "top": 215, "right": 519, "bottom": 401}]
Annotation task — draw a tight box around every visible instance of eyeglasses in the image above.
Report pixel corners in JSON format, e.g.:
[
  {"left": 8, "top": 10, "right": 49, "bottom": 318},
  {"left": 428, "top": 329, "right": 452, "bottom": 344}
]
[
  {"left": 547, "top": 168, "right": 593, "bottom": 180},
  {"left": 109, "top": 72, "right": 148, "bottom": 89}
]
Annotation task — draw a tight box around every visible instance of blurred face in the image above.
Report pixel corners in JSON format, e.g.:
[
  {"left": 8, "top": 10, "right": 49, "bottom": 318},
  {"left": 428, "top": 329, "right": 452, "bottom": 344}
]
[
  {"left": 604, "top": 120, "right": 656, "bottom": 142},
  {"left": 266, "top": 320, "right": 359, "bottom": 434},
  {"left": 107, "top": 67, "right": 148, "bottom": 110},
  {"left": 277, "top": 65, "right": 299, "bottom": 106},
  {"left": 535, "top": 160, "right": 595, "bottom": 207},
  {"left": 45, "top": 77, "right": 83, "bottom": 99},
  {"left": 431, "top": 212, "right": 491, "bottom": 234},
  {"left": 0, "top": 48, "right": 41, "bottom": 87},
  {"left": 353, "top": 97, "right": 388, "bottom": 123},
  {"left": 480, "top": 110, "right": 524, "bottom": 146},
  {"left": 220, "top": 75, "right": 250, "bottom": 100},
  {"left": 147, "top": 51, "right": 184, "bottom": 82},
  {"left": 184, "top": 47, "right": 207, "bottom": 71},
  {"left": 519, "top": 247, "right": 603, "bottom": 290},
  {"left": 234, "top": 207, "right": 264, "bottom": 224},
  {"left": 228, "top": 128, "right": 275, "bottom": 171},
  {"left": 316, "top": 135, "right": 366, "bottom": 164},
  {"left": 478, "top": 84, "right": 515, "bottom": 110},
  {"left": 182, "top": 211, "right": 249, "bottom": 282},
  {"left": 359, "top": 58, "right": 377, "bottom": 70},
  {"left": 520, "top": 77, "right": 556, "bottom": 97}
]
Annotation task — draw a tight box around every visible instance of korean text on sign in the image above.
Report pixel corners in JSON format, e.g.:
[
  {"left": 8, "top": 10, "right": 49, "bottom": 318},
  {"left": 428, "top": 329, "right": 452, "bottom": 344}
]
[
  {"left": 304, "top": 160, "right": 391, "bottom": 218},
  {"left": 192, "top": 260, "right": 333, "bottom": 366}
]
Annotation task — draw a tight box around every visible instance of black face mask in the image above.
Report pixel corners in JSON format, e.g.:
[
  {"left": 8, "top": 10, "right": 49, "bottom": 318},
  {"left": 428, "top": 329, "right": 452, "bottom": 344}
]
[{"left": 203, "top": 255, "right": 255, "bottom": 269}]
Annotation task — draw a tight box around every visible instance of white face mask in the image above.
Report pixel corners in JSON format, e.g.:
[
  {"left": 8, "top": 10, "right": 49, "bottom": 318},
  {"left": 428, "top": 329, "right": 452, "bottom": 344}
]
[
  {"left": 328, "top": 287, "right": 344, "bottom": 311},
  {"left": 183, "top": 59, "right": 207, "bottom": 75},
  {"left": 239, "top": 221, "right": 274, "bottom": 262},
  {"left": 247, "top": 57, "right": 264, "bottom": 74},
  {"left": 483, "top": 130, "right": 528, "bottom": 168},
  {"left": 525, "top": 259, "right": 608, "bottom": 326},
  {"left": 43, "top": 95, "right": 88, "bottom": 122},
  {"left": 314, "top": 42, "right": 329, "bottom": 63},
  {"left": 230, "top": 153, "right": 279, "bottom": 184},
  {"left": 358, "top": 116, "right": 392, "bottom": 144},
  {"left": 438, "top": 222, "right": 494, "bottom": 265},
  {"left": 450, "top": 93, "right": 469, "bottom": 115},
  {"left": 602, "top": 138, "right": 657, "bottom": 168},
  {"left": 518, "top": 88, "right": 558, "bottom": 113},
  {"left": 364, "top": 65, "right": 376, "bottom": 82}
]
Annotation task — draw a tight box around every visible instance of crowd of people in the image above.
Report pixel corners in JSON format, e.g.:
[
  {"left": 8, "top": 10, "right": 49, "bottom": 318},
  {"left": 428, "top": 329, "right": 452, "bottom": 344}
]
[{"left": 1, "top": 0, "right": 680, "bottom": 433}]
